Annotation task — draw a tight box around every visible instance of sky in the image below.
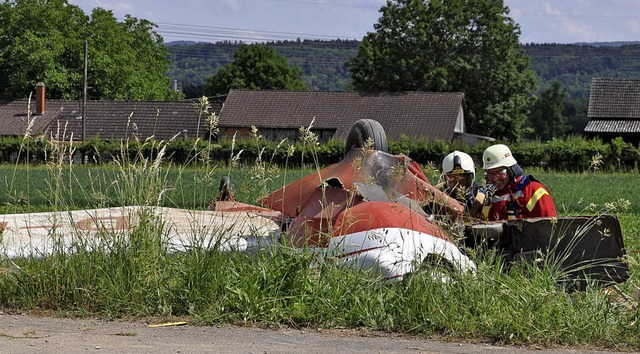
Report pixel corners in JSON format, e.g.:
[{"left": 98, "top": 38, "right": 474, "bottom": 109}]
[{"left": 67, "top": 0, "right": 640, "bottom": 44}]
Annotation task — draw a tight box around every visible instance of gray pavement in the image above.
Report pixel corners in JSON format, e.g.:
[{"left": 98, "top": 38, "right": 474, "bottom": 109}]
[{"left": 0, "top": 312, "right": 631, "bottom": 354}]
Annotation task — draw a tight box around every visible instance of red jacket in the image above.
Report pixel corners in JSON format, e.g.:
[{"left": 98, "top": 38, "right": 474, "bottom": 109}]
[{"left": 481, "top": 175, "right": 557, "bottom": 221}]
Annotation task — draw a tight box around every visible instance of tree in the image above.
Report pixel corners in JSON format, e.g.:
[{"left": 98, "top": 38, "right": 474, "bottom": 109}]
[
  {"left": 0, "top": 0, "right": 173, "bottom": 100},
  {"left": 205, "top": 44, "right": 307, "bottom": 96},
  {"left": 528, "top": 81, "right": 569, "bottom": 140},
  {"left": 346, "top": 0, "right": 537, "bottom": 141},
  {"left": 86, "top": 9, "right": 173, "bottom": 100},
  {"left": 182, "top": 83, "right": 207, "bottom": 99},
  {"left": 564, "top": 97, "right": 589, "bottom": 136}
]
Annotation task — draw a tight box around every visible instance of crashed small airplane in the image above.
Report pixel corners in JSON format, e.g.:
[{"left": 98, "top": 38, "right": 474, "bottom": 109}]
[
  {"left": 212, "top": 119, "right": 630, "bottom": 287},
  {"left": 213, "top": 131, "right": 478, "bottom": 281},
  {"left": 0, "top": 119, "right": 630, "bottom": 288}
]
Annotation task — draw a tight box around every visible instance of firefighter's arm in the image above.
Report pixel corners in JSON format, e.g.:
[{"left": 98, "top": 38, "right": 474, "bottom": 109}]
[{"left": 526, "top": 185, "right": 557, "bottom": 217}]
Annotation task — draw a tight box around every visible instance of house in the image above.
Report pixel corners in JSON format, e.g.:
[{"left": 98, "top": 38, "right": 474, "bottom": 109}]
[
  {"left": 217, "top": 89, "right": 492, "bottom": 145},
  {"left": 0, "top": 83, "right": 221, "bottom": 142},
  {"left": 585, "top": 77, "right": 640, "bottom": 144},
  {"left": 0, "top": 84, "right": 490, "bottom": 147}
]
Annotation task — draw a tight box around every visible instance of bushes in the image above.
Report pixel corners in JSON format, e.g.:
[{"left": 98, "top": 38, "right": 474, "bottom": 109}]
[
  {"left": 513, "top": 137, "right": 610, "bottom": 171},
  {"left": 0, "top": 135, "right": 639, "bottom": 172}
]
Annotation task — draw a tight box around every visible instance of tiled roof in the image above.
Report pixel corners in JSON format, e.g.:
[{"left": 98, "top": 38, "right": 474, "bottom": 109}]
[
  {"left": 0, "top": 100, "right": 64, "bottom": 137},
  {"left": 584, "top": 119, "right": 640, "bottom": 133},
  {"left": 218, "top": 90, "right": 465, "bottom": 141},
  {"left": 0, "top": 99, "right": 223, "bottom": 141},
  {"left": 588, "top": 78, "right": 640, "bottom": 119},
  {"left": 56, "top": 100, "right": 219, "bottom": 141}
]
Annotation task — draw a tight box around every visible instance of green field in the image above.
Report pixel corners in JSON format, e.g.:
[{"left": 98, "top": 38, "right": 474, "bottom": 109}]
[
  {"left": 0, "top": 162, "right": 639, "bottom": 349},
  {"left": 1, "top": 163, "right": 638, "bottom": 256},
  {"left": 1, "top": 162, "right": 638, "bottom": 255},
  {"left": 1, "top": 164, "right": 637, "bottom": 212},
  {"left": 0, "top": 164, "right": 309, "bottom": 213}
]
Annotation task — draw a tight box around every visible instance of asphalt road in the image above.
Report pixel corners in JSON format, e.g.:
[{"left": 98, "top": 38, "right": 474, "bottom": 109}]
[{"left": 0, "top": 312, "right": 629, "bottom": 354}]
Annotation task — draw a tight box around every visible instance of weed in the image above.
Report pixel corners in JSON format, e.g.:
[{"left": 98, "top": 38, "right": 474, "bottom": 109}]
[{"left": 0, "top": 103, "right": 638, "bottom": 349}]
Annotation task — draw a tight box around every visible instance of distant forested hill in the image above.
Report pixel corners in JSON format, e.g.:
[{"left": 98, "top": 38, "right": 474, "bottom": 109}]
[
  {"left": 525, "top": 43, "right": 640, "bottom": 98},
  {"left": 166, "top": 40, "right": 640, "bottom": 98},
  {"left": 166, "top": 39, "right": 359, "bottom": 95}
]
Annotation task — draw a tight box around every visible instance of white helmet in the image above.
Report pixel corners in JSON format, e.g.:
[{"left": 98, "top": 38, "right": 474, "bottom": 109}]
[
  {"left": 442, "top": 150, "right": 475, "bottom": 185},
  {"left": 482, "top": 144, "right": 517, "bottom": 170}
]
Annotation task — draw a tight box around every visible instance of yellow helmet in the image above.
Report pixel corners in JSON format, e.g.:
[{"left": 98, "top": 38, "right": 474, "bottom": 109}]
[{"left": 482, "top": 144, "right": 517, "bottom": 170}]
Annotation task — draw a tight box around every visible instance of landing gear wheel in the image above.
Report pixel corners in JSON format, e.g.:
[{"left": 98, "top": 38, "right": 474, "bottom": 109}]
[{"left": 344, "top": 119, "right": 388, "bottom": 154}]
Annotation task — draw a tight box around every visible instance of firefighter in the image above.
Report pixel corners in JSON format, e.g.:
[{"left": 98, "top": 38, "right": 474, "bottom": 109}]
[
  {"left": 437, "top": 150, "right": 484, "bottom": 218},
  {"left": 481, "top": 144, "right": 557, "bottom": 221}
]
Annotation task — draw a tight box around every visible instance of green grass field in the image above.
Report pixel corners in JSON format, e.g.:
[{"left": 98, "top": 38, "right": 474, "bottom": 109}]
[
  {"left": 1, "top": 162, "right": 638, "bottom": 260},
  {"left": 0, "top": 161, "right": 639, "bottom": 349},
  {"left": 1, "top": 164, "right": 637, "bottom": 213},
  {"left": 0, "top": 164, "right": 311, "bottom": 213}
]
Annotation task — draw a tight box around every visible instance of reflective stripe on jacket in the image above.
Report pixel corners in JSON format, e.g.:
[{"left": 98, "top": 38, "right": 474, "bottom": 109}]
[{"left": 481, "top": 175, "right": 557, "bottom": 221}]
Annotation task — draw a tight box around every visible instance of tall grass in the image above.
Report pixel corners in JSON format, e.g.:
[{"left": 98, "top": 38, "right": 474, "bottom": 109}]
[
  {"left": 3, "top": 246, "right": 638, "bottom": 348},
  {"left": 0, "top": 102, "right": 639, "bottom": 349}
]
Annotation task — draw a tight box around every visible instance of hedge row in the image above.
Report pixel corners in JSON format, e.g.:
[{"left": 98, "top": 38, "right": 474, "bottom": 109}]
[{"left": 2, "top": 135, "right": 638, "bottom": 172}]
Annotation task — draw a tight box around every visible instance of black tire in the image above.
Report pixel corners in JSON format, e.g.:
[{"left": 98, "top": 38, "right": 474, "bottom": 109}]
[
  {"left": 344, "top": 119, "right": 388, "bottom": 154},
  {"left": 218, "top": 176, "right": 233, "bottom": 201}
]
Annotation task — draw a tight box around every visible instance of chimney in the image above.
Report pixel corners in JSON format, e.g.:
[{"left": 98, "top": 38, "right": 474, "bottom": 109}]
[
  {"left": 35, "top": 82, "right": 45, "bottom": 114},
  {"left": 171, "top": 79, "right": 178, "bottom": 92}
]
